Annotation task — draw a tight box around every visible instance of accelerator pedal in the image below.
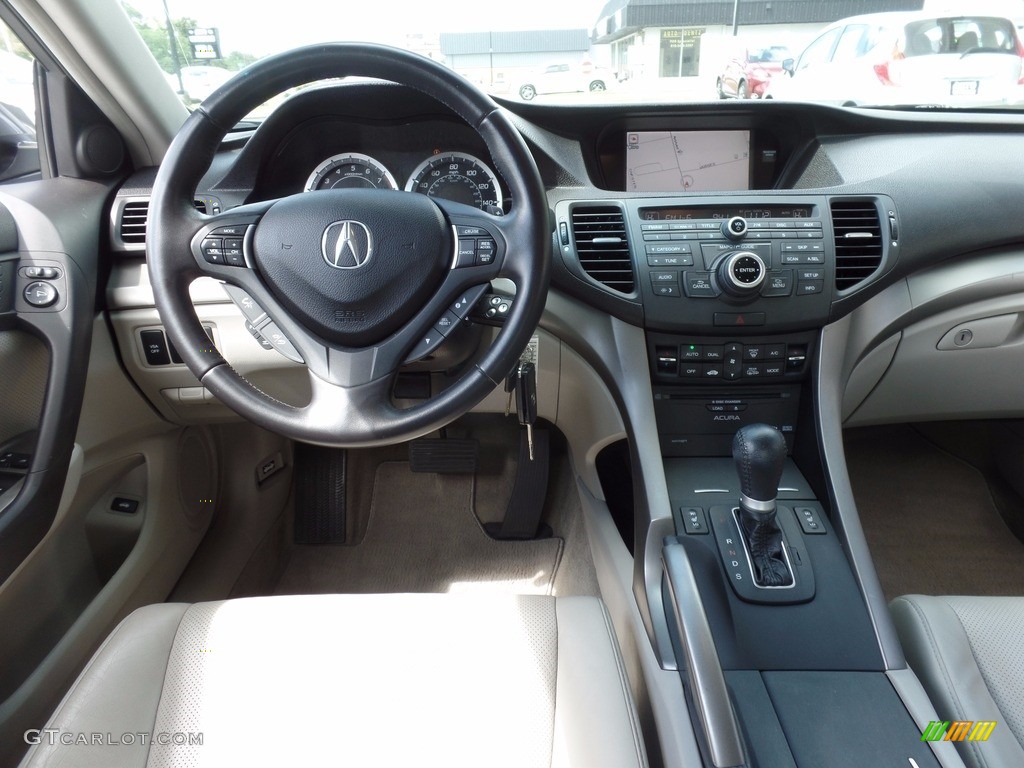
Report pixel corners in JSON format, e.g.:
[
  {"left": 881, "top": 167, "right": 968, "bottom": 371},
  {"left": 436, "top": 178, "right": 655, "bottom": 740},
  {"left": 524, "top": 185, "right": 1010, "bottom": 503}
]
[{"left": 293, "top": 443, "right": 347, "bottom": 545}]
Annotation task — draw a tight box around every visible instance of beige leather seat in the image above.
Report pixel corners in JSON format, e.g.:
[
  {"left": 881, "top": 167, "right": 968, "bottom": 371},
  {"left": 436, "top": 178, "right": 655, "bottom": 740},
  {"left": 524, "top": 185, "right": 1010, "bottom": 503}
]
[
  {"left": 21, "top": 593, "right": 647, "bottom": 768},
  {"left": 891, "top": 595, "right": 1024, "bottom": 768}
]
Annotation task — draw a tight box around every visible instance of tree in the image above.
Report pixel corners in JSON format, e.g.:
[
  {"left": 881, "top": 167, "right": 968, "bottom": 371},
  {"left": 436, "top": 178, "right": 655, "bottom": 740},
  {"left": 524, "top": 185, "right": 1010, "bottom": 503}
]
[{"left": 122, "top": 2, "right": 254, "bottom": 75}]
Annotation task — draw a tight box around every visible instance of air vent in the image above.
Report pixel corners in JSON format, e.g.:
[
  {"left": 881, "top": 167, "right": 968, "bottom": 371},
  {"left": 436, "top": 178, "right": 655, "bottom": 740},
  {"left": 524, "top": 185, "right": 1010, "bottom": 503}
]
[
  {"left": 115, "top": 198, "right": 208, "bottom": 250},
  {"left": 118, "top": 200, "right": 149, "bottom": 245},
  {"left": 570, "top": 205, "right": 635, "bottom": 294},
  {"left": 831, "top": 200, "right": 883, "bottom": 291}
]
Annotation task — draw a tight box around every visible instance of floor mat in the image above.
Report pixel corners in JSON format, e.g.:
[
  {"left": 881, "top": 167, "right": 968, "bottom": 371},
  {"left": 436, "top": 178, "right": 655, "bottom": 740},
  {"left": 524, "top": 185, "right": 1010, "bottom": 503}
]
[
  {"left": 273, "top": 461, "right": 564, "bottom": 596},
  {"left": 846, "top": 425, "right": 1024, "bottom": 600}
]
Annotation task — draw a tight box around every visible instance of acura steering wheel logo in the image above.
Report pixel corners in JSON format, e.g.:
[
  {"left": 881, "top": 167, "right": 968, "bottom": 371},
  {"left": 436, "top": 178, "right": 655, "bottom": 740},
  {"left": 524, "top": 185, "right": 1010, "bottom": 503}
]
[{"left": 321, "top": 220, "right": 373, "bottom": 269}]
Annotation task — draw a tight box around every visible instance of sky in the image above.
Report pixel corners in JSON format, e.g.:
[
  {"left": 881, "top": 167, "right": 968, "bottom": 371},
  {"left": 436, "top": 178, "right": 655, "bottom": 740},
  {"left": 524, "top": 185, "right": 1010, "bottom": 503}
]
[{"left": 127, "top": 0, "right": 609, "bottom": 56}]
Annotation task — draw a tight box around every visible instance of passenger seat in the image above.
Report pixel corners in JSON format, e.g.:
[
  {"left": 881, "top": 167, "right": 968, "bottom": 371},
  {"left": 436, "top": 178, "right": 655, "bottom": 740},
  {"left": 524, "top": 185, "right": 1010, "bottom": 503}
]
[{"left": 891, "top": 595, "right": 1024, "bottom": 768}]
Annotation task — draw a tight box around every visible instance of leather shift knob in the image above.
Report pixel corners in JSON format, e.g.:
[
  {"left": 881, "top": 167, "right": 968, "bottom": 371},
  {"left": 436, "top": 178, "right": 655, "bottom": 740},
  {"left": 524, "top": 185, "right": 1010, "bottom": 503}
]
[{"left": 732, "top": 424, "right": 786, "bottom": 517}]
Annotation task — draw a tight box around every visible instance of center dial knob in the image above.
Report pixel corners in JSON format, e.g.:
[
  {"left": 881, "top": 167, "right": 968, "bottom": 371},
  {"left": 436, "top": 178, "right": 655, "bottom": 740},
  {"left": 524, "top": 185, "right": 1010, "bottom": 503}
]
[{"left": 717, "top": 251, "right": 766, "bottom": 297}]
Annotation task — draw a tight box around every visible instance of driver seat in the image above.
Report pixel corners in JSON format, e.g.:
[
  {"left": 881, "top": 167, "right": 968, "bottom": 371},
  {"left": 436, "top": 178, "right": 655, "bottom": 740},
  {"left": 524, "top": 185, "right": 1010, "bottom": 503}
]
[{"left": 19, "top": 593, "right": 648, "bottom": 768}]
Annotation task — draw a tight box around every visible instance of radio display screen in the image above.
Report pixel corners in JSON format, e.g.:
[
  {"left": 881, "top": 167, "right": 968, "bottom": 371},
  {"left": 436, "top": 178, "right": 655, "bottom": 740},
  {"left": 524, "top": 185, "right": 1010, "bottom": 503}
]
[
  {"left": 625, "top": 130, "right": 750, "bottom": 192},
  {"left": 639, "top": 205, "right": 815, "bottom": 220}
]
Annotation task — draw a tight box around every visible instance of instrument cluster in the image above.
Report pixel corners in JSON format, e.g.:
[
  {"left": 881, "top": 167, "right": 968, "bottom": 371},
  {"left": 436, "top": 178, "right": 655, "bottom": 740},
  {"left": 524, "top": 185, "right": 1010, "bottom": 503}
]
[{"left": 304, "top": 150, "right": 504, "bottom": 215}]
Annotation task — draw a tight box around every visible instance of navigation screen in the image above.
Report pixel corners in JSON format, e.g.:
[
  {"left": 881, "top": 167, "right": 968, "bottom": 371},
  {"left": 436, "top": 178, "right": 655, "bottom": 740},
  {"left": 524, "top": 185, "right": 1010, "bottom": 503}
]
[{"left": 625, "top": 131, "right": 751, "bottom": 192}]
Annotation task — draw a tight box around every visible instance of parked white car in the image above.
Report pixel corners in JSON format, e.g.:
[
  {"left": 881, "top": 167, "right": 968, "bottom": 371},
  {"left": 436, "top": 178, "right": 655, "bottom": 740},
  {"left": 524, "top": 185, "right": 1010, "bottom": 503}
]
[
  {"left": 516, "top": 62, "right": 612, "bottom": 100},
  {"left": 766, "top": 12, "right": 1024, "bottom": 106}
]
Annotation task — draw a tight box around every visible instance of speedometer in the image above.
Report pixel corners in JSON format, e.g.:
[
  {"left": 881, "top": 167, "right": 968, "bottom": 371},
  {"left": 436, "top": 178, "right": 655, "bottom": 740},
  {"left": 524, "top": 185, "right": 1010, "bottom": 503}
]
[
  {"left": 404, "top": 152, "right": 504, "bottom": 213},
  {"left": 305, "top": 152, "right": 398, "bottom": 191}
]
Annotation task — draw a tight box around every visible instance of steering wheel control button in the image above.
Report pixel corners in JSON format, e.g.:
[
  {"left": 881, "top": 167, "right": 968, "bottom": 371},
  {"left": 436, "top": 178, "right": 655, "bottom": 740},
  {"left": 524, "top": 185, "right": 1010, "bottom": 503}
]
[
  {"left": 717, "top": 252, "right": 766, "bottom": 297},
  {"left": 223, "top": 285, "right": 269, "bottom": 327},
  {"left": 433, "top": 311, "right": 461, "bottom": 337},
  {"left": 246, "top": 322, "right": 274, "bottom": 350},
  {"left": 23, "top": 281, "right": 59, "bottom": 308},
  {"left": 223, "top": 238, "right": 246, "bottom": 266},
  {"left": 456, "top": 239, "right": 477, "bottom": 267},
  {"left": 406, "top": 333, "right": 445, "bottom": 362},
  {"left": 722, "top": 216, "right": 747, "bottom": 240},
  {"left": 140, "top": 329, "right": 171, "bottom": 366},
  {"left": 202, "top": 238, "right": 225, "bottom": 264},
  {"left": 476, "top": 239, "right": 497, "bottom": 265},
  {"left": 210, "top": 225, "right": 248, "bottom": 237},
  {"left": 258, "top": 323, "right": 303, "bottom": 364}
]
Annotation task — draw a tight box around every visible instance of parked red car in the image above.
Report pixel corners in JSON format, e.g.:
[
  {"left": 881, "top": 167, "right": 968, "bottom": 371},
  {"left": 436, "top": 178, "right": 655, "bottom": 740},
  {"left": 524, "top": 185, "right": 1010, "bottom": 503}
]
[{"left": 717, "top": 45, "right": 792, "bottom": 98}]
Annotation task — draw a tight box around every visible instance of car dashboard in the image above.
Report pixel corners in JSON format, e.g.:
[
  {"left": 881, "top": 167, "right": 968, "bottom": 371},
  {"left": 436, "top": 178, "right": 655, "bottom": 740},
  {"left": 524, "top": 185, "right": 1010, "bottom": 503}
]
[{"left": 18, "top": 75, "right": 1024, "bottom": 768}]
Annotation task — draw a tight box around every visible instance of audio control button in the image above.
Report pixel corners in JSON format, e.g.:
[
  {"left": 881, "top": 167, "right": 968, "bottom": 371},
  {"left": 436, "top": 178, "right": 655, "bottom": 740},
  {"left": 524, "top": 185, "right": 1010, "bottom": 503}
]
[
  {"left": 716, "top": 252, "right": 766, "bottom": 297},
  {"left": 684, "top": 272, "right": 716, "bottom": 297}
]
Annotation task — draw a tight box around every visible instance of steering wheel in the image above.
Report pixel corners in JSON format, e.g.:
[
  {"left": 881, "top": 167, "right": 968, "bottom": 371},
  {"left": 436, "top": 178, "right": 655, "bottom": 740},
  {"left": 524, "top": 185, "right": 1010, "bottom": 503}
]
[{"left": 148, "top": 44, "right": 550, "bottom": 447}]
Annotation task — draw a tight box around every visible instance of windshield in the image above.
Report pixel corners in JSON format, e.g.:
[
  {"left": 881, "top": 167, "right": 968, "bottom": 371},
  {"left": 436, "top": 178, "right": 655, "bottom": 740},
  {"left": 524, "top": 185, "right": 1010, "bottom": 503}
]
[{"left": 121, "top": 0, "right": 1024, "bottom": 111}]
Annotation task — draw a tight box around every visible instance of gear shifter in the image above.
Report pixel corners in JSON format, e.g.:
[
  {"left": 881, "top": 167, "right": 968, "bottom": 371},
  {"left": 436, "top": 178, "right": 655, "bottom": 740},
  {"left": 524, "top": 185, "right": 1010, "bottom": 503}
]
[{"left": 733, "top": 424, "right": 792, "bottom": 587}]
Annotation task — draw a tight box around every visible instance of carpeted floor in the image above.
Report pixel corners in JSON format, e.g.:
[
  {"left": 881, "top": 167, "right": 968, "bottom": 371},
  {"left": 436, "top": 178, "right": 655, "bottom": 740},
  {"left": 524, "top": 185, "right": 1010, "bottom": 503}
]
[
  {"left": 272, "top": 461, "right": 566, "bottom": 596},
  {"left": 846, "top": 424, "right": 1024, "bottom": 600}
]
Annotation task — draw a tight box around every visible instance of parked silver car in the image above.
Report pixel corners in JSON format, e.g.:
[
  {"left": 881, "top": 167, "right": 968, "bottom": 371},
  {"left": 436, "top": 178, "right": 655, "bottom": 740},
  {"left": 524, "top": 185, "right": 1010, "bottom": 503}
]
[{"left": 767, "top": 12, "right": 1024, "bottom": 106}]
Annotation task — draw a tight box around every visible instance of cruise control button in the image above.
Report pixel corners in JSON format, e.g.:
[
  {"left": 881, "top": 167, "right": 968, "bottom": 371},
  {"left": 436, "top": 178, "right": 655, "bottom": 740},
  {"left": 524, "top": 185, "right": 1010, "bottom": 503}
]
[
  {"left": 457, "top": 239, "right": 477, "bottom": 267},
  {"left": 23, "top": 281, "right": 58, "bottom": 307},
  {"left": 456, "top": 226, "right": 488, "bottom": 238}
]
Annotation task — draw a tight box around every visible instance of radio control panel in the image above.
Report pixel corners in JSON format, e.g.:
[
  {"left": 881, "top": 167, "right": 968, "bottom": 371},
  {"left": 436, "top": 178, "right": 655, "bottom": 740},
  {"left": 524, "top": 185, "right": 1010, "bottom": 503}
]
[{"left": 632, "top": 196, "right": 833, "bottom": 332}]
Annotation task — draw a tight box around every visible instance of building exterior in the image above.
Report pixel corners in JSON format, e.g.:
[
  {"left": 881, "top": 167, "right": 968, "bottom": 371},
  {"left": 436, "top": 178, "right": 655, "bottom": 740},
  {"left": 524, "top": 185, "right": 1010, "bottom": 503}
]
[
  {"left": 439, "top": 29, "right": 594, "bottom": 94},
  {"left": 592, "top": 0, "right": 925, "bottom": 81}
]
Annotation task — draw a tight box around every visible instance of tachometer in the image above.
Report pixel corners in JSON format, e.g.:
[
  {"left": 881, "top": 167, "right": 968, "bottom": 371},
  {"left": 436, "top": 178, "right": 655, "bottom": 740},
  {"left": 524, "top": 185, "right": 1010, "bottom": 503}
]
[
  {"left": 305, "top": 152, "right": 398, "bottom": 191},
  {"left": 404, "top": 152, "right": 504, "bottom": 213}
]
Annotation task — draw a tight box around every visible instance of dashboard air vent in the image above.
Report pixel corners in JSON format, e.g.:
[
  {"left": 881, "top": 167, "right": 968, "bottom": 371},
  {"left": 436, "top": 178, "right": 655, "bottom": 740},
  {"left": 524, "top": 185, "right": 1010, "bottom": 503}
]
[
  {"left": 570, "top": 205, "right": 635, "bottom": 294},
  {"left": 117, "top": 198, "right": 208, "bottom": 247},
  {"left": 118, "top": 200, "right": 149, "bottom": 245},
  {"left": 831, "top": 200, "right": 883, "bottom": 291}
]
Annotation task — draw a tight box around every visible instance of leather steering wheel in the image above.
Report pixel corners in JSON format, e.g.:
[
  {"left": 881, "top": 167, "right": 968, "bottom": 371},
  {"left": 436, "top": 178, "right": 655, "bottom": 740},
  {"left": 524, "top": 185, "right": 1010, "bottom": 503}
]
[{"left": 148, "top": 44, "right": 550, "bottom": 446}]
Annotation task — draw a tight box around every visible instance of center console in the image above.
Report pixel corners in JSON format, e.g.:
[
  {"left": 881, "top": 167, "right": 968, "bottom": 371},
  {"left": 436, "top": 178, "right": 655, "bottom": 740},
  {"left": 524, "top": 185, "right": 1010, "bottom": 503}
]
[{"left": 555, "top": 184, "right": 941, "bottom": 766}]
